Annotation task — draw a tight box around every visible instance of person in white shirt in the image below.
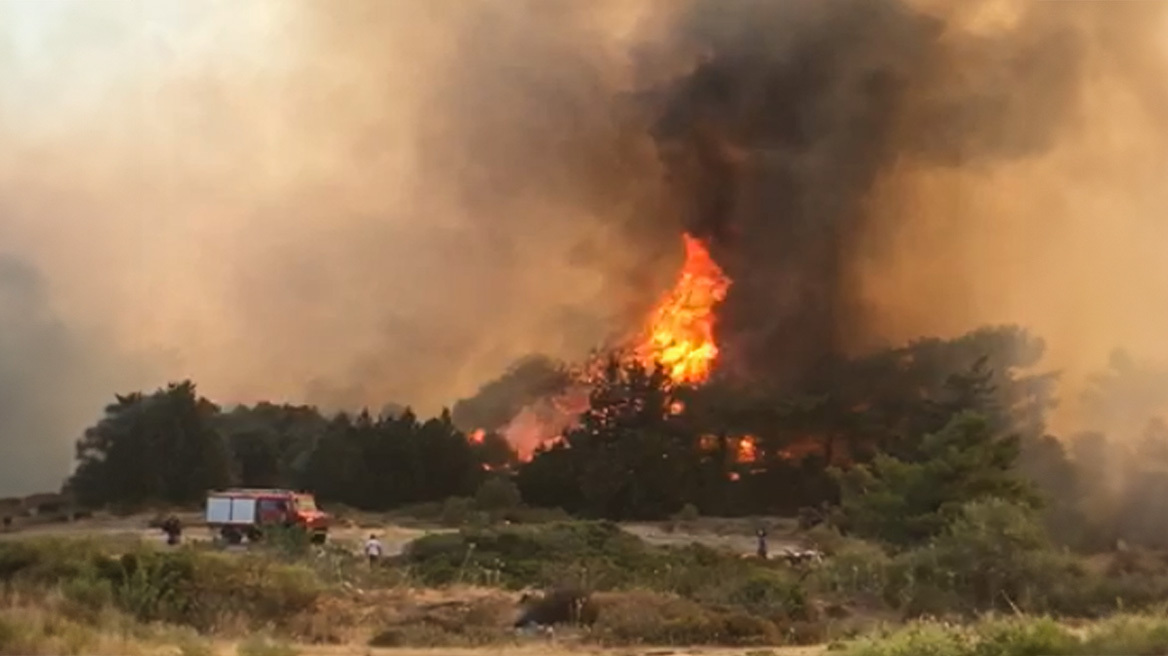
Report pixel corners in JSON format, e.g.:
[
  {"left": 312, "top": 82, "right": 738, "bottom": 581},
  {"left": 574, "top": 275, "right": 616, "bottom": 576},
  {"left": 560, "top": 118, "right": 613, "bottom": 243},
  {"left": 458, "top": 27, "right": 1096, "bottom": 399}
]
[{"left": 364, "top": 534, "right": 384, "bottom": 566}]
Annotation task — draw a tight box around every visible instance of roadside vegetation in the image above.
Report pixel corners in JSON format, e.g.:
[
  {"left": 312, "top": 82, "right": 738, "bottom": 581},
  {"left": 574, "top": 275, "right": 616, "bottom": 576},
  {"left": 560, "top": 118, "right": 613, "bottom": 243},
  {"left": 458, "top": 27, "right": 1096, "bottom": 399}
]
[
  {"left": 8, "top": 503, "right": 1168, "bottom": 653},
  {"left": 10, "top": 328, "right": 1168, "bottom": 653}
]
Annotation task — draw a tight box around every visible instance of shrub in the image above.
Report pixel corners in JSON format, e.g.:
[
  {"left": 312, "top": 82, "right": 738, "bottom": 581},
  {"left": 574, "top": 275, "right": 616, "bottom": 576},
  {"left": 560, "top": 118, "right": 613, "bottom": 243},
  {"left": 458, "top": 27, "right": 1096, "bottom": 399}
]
[
  {"left": 674, "top": 503, "right": 700, "bottom": 522},
  {"left": 1081, "top": 614, "right": 1168, "bottom": 655},
  {"left": 439, "top": 497, "right": 474, "bottom": 527},
  {"left": 721, "top": 572, "right": 811, "bottom": 620},
  {"left": 883, "top": 499, "right": 1090, "bottom": 616},
  {"left": 833, "top": 413, "right": 1040, "bottom": 548},
  {"left": 840, "top": 621, "right": 971, "bottom": 656},
  {"left": 403, "top": 521, "right": 656, "bottom": 589},
  {"left": 367, "top": 595, "right": 517, "bottom": 648},
  {"left": 261, "top": 524, "right": 312, "bottom": 558},
  {"left": 590, "top": 590, "right": 781, "bottom": 646},
  {"left": 236, "top": 636, "right": 299, "bottom": 656},
  {"left": 0, "top": 538, "right": 321, "bottom": 631},
  {"left": 475, "top": 477, "right": 521, "bottom": 513},
  {"left": 0, "top": 610, "right": 101, "bottom": 656},
  {"left": 813, "top": 539, "right": 892, "bottom": 599}
]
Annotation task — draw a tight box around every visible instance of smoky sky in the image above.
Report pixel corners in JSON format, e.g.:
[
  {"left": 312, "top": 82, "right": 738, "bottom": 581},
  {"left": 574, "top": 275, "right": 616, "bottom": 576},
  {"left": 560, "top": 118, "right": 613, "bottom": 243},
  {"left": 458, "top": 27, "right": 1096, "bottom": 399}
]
[
  {"left": 640, "top": 0, "right": 1134, "bottom": 388},
  {"left": 1, "top": 0, "right": 1167, "bottom": 493},
  {"left": 0, "top": 255, "right": 138, "bottom": 496}
]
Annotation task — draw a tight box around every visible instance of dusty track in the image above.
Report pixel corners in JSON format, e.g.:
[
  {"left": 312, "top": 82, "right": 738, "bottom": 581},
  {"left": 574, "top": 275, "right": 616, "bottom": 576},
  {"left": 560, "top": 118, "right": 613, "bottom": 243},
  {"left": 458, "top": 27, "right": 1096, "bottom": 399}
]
[
  {"left": 0, "top": 514, "right": 805, "bottom": 557},
  {"left": 0, "top": 513, "right": 437, "bottom": 555},
  {"left": 297, "top": 646, "right": 825, "bottom": 656}
]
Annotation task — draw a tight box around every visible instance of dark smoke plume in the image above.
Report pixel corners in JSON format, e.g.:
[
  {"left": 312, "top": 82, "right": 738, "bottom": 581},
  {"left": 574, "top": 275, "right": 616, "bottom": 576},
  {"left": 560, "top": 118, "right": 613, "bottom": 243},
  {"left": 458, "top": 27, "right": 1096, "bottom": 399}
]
[
  {"left": 638, "top": 0, "right": 1121, "bottom": 388},
  {"left": 0, "top": 256, "right": 135, "bottom": 496}
]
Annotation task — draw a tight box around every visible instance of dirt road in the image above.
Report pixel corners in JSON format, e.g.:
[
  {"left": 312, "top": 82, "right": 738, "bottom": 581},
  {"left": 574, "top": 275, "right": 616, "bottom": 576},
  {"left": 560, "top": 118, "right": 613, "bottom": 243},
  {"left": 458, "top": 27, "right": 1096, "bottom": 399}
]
[
  {"left": 298, "top": 646, "right": 825, "bottom": 656},
  {"left": 0, "top": 513, "right": 804, "bottom": 560},
  {"left": 0, "top": 513, "right": 441, "bottom": 556}
]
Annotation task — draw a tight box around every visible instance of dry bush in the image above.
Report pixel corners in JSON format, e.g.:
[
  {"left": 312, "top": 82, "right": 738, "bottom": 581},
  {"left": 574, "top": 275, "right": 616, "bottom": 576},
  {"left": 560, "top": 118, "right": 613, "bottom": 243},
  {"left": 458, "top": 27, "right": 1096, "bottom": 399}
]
[
  {"left": 0, "top": 599, "right": 217, "bottom": 656},
  {"left": 366, "top": 593, "right": 519, "bottom": 648},
  {"left": 589, "top": 590, "right": 782, "bottom": 646}
]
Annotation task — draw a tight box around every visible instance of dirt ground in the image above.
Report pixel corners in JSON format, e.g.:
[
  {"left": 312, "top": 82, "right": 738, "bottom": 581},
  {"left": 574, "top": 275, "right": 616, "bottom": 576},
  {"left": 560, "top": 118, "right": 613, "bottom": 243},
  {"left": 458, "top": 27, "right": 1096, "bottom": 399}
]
[
  {"left": 0, "top": 513, "right": 806, "bottom": 558},
  {"left": 296, "top": 646, "right": 825, "bottom": 656},
  {"left": 0, "top": 512, "right": 436, "bottom": 555}
]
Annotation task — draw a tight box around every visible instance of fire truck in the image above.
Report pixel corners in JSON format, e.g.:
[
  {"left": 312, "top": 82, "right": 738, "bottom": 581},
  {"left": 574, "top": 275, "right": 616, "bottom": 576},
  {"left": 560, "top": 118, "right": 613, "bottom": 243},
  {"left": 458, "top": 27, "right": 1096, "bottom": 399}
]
[{"left": 204, "top": 488, "right": 330, "bottom": 545}]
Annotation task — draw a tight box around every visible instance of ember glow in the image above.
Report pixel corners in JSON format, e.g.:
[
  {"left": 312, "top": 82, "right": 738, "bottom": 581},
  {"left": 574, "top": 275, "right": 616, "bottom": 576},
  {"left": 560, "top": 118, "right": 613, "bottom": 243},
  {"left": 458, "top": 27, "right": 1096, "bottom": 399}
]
[
  {"left": 735, "top": 435, "right": 759, "bottom": 464},
  {"left": 638, "top": 234, "right": 731, "bottom": 385}
]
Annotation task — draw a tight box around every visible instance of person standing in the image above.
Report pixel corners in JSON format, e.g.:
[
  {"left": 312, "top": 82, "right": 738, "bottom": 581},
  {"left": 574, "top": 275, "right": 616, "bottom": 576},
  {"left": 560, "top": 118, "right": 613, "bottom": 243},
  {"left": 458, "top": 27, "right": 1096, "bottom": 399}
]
[
  {"left": 162, "top": 516, "right": 183, "bottom": 546},
  {"left": 755, "top": 528, "right": 768, "bottom": 560},
  {"left": 364, "top": 534, "right": 384, "bottom": 566}
]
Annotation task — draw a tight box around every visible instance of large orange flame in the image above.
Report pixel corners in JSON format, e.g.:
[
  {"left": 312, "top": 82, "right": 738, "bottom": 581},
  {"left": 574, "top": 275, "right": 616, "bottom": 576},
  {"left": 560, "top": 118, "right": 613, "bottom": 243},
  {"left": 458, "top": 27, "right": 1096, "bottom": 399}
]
[
  {"left": 639, "top": 234, "right": 731, "bottom": 384},
  {"left": 485, "top": 233, "right": 731, "bottom": 462}
]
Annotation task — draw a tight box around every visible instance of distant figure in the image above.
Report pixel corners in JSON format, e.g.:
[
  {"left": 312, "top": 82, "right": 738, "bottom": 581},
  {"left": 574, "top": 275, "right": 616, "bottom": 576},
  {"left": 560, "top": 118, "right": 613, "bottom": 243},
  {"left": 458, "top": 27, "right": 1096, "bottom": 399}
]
[
  {"left": 756, "top": 528, "right": 768, "bottom": 560},
  {"left": 162, "top": 516, "right": 183, "bottom": 546},
  {"left": 364, "top": 534, "right": 384, "bottom": 566}
]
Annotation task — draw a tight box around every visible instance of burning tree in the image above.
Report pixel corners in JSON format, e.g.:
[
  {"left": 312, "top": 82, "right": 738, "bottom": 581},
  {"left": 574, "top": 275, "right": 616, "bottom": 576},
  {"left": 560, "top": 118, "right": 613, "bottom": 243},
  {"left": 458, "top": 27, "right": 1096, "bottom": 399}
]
[{"left": 518, "top": 356, "right": 703, "bottom": 519}]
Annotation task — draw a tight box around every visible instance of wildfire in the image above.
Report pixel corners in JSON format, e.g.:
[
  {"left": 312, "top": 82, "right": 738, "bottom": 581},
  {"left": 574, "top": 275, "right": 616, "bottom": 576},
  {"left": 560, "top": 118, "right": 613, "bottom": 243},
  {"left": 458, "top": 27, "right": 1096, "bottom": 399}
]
[
  {"left": 638, "top": 234, "right": 731, "bottom": 385},
  {"left": 483, "top": 233, "right": 732, "bottom": 461},
  {"left": 735, "top": 435, "right": 758, "bottom": 463}
]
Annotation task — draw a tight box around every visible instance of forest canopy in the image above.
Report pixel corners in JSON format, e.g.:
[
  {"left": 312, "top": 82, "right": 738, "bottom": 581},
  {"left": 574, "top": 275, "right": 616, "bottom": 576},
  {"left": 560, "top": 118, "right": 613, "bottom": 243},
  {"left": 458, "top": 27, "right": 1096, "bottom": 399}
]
[{"left": 60, "top": 325, "right": 1168, "bottom": 551}]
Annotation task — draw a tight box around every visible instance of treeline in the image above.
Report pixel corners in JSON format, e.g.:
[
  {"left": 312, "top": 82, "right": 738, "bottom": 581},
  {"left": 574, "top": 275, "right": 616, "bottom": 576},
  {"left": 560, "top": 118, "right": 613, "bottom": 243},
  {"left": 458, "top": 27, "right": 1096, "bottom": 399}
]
[
  {"left": 60, "top": 325, "right": 1168, "bottom": 549},
  {"left": 66, "top": 385, "right": 516, "bottom": 511}
]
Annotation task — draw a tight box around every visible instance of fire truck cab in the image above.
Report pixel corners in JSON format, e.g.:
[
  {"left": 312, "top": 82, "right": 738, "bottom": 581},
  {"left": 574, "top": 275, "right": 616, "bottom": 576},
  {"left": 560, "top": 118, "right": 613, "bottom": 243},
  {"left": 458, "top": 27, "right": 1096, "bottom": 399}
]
[{"left": 204, "top": 488, "right": 330, "bottom": 545}]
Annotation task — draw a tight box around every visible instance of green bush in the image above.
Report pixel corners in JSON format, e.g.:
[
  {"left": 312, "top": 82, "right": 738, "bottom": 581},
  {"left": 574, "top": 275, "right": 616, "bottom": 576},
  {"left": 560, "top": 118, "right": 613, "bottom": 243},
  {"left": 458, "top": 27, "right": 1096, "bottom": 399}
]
[
  {"left": 674, "top": 503, "right": 700, "bottom": 522},
  {"left": 439, "top": 497, "right": 474, "bottom": 527},
  {"left": 814, "top": 539, "right": 892, "bottom": 599},
  {"left": 882, "top": 499, "right": 1093, "bottom": 616},
  {"left": 833, "top": 413, "right": 1040, "bottom": 548},
  {"left": 403, "top": 521, "right": 657, "bottom": 589},
  {"left": 721, "top": 572, "right": 811, "bottom": 620},
  {"left": 0, "top": 538, "right": 321, "bottom": 631},
  {"left": 475, "top": 477, "right": 522, "bottom": 512},
  {"left": 1081, "top": 614, "right": 1168, "bottom": 655},
  {"left": 260, "top": 524, "right": 312, "bottom": 558}
]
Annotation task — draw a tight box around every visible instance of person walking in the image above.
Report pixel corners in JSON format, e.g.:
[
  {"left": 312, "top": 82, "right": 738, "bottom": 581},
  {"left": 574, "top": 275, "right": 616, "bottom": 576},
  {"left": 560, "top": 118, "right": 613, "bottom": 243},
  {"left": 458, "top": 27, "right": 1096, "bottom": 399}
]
[
  {"left": 755, "top": 528, "right": 768, "bottom": 560},
  {"left": 364, "top": 533, "right": 384, "bottom": 566}
]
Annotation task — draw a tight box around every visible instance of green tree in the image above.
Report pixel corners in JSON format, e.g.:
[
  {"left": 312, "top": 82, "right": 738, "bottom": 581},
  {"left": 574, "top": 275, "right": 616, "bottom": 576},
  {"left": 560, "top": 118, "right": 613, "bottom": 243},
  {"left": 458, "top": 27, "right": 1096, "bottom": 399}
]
[
  {"left": 67, "top": 381, "right": 231, "bottom": 507},
  {"left": 833, "top": 411, "right": 1039, "bottom": 547},
  {"left": 215, "top": 402, "right": 330, "bottom": 489},
  {"left": 304, "top": 407, "right": 485, "bottom": 510},
  {"left": 475, "top": 475, "right": 521, "bottom": 512},
  {"left": 523, "top": 356, "right": 701, "bottom": 520}
]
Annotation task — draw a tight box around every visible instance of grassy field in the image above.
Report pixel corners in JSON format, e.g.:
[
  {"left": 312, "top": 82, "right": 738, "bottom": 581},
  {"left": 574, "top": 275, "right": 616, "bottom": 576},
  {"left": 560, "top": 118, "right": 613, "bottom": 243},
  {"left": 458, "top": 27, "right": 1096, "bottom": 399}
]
[{"left": 4, "top": 513, "right": 1168, "bottom": 656}]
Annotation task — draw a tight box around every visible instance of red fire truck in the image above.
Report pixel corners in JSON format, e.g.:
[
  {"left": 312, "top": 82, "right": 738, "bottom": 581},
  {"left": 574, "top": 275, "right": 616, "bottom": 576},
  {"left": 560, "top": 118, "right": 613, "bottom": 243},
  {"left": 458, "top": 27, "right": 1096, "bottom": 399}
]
[{"left": 204, "top": 488, "right": 330, "bottom": 545}]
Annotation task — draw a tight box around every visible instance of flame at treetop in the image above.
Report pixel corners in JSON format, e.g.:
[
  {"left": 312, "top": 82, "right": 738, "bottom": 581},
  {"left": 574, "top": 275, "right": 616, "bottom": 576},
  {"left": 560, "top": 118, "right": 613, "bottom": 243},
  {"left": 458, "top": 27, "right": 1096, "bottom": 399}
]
[
  {"left": 480, "top": 233, "right": 732, "bottom": 462},
  {"left": 638, "top": 234, "right": 731, "bottom": 384}
]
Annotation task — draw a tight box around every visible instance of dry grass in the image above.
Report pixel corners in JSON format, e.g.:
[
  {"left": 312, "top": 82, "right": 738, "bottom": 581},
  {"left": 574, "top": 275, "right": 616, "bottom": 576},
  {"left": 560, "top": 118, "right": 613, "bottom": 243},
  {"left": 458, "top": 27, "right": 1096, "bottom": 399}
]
[{"left": 0, "top": 599, "right": 213, "bottom": 656}]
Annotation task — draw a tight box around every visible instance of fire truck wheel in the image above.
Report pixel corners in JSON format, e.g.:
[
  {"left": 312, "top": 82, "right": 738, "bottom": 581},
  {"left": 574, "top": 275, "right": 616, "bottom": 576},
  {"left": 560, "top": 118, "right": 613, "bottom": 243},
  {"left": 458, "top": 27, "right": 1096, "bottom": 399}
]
[{"left": 221, "top": 527, "right": 242, "bottom": 545}]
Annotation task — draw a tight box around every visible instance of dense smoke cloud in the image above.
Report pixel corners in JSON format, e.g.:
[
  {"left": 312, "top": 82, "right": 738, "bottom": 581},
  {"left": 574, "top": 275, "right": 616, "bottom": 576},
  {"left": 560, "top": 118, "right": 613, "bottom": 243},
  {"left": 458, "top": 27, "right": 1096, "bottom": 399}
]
[
  {"left": 643, "top": 0, "right": 1168, "bottom": 396},
  {"left": 0, "top": 0, "right": 1166, "bottom": 492},
  {"left": 0, "top": 256, "right": 139, "bottom": 495}
]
